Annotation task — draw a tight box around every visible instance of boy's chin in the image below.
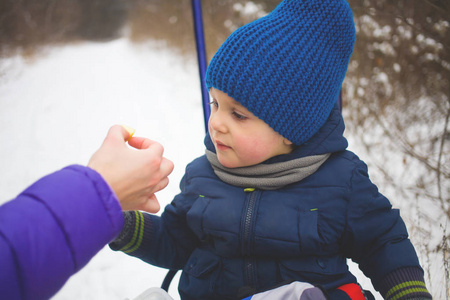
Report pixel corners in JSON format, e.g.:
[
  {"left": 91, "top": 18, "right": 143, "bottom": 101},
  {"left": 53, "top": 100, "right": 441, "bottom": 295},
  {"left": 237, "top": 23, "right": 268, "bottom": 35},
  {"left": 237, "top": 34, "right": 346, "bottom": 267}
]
[{"left": 217, "top": 156, "right": 239, "bottom": 169}]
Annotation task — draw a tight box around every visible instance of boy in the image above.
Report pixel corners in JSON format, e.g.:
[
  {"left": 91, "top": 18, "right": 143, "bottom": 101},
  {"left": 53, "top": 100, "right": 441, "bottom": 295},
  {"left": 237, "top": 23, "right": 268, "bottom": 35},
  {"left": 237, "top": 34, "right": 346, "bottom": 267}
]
[{"left": 111, "top": 1, "right": 431, "bottom": 299}]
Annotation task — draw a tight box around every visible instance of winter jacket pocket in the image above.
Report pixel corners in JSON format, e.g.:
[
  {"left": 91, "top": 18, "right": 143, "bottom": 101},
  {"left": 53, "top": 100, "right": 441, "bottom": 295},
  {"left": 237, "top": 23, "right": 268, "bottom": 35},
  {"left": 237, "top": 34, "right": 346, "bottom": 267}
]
[
  {"left": 184, "top": 248, "right": 220, "bottom": 277},
  {"left": 179, "top": 248, "right": 221, "bottom": 299},
  {"left": 278, "top": 256, "right": 348, "bottom": 284},
  {"left": 186, "top": 196, "right": 210, "bottom": 241},
  {"left": 298, "top": 209, "right": 321, "bottom": 253}
]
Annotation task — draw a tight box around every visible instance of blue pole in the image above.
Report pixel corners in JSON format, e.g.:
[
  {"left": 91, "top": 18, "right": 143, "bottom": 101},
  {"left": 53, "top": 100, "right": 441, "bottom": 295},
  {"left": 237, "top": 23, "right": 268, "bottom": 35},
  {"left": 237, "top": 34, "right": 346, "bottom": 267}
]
[
  {"left": 160, "top": 2, "right": 210, "bottom": 291},
  {"left": 191, "top": 0, "right": 210, "bottom": 133},
  {"left": 337, "top": 89, "right": 342, "bottom": 112}
]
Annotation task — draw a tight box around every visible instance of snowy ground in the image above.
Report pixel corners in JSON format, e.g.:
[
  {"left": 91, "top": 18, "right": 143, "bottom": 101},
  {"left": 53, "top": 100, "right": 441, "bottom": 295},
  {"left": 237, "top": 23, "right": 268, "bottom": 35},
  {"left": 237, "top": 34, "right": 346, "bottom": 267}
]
[
  {"left": 1, "top": 39, "right": 384, "bottom": 299},
  {"left": 0, "top": 39, "right": 205, "bottom": 300}
]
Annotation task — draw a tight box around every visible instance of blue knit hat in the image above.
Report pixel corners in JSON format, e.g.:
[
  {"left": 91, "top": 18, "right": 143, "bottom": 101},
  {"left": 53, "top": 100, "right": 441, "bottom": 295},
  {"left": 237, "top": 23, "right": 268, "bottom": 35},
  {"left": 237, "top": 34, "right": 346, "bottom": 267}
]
[{"left": 205, "top": 0, "right": 355, "bottom": 145}]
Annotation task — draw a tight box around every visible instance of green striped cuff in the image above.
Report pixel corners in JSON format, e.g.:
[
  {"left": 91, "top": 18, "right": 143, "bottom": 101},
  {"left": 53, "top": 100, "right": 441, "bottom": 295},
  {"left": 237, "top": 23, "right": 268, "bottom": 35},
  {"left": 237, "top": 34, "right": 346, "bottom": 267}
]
[
  {"left": 385, "top": 281, "right": 430, "bottom": 300},
  {"left": 110, "top": 210, "right": 145, "bottom": 253},
  {"left": 379, "top": 267, "right": 432, "bottom": 300}
]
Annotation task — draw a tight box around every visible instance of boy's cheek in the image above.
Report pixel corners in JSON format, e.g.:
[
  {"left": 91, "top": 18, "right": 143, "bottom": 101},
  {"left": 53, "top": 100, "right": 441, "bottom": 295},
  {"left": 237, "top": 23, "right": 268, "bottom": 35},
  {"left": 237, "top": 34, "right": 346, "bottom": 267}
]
[{"left": 236, "top": 138, "right": 267, "bottom": 161}]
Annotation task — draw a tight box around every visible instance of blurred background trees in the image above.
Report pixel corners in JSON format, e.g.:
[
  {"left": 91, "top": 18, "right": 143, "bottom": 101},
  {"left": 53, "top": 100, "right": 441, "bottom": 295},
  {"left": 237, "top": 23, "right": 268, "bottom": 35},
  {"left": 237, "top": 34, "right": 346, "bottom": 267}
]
[
  {"left": 346, "top": 3, "right": 449, "bottom": 288},
  {"left": 0, "top": 0, "right": 448, "bottom": 297},
  {"left": 0, "top": 0, "right": 128, "bottom": 57},
  {"left": 342, "top": 3, "right": 449, "bottom": 295}
]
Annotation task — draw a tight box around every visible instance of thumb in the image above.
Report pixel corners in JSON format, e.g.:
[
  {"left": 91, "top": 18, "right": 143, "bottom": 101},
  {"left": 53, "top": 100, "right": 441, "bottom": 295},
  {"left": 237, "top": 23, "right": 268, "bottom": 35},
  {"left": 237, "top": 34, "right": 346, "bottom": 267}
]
[{"left": 104, "top": 125, "right": 135, "bottom": 146}]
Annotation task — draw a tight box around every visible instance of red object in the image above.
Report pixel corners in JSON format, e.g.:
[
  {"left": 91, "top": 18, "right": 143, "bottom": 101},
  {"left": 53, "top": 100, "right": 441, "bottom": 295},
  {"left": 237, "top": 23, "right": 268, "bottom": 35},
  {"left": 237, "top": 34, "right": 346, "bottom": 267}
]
[{"left": 337, "top": 283, "right": 366, "bottom": 300}]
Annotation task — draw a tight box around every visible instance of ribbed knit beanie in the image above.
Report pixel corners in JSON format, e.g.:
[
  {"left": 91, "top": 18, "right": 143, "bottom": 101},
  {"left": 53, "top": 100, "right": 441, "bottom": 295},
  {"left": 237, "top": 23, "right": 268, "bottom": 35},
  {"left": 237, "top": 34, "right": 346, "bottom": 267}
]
[{"left": 205, "top": 0, "right": 355, "bottom": 145}]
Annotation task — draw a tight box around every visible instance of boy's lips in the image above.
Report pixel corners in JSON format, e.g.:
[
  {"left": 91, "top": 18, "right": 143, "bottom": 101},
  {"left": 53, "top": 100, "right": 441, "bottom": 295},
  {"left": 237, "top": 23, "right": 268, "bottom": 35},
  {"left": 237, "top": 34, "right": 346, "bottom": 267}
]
[{"left": 215, "top": 140, "right": 231, "bottom": 151}]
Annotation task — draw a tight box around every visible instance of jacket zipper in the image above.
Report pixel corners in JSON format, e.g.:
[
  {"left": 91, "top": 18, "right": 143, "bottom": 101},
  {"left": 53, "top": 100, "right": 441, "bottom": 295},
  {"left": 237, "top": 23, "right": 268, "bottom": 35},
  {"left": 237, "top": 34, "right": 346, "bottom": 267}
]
[{"left": 241, "top": 189, "right": 258, "bottom": 287}]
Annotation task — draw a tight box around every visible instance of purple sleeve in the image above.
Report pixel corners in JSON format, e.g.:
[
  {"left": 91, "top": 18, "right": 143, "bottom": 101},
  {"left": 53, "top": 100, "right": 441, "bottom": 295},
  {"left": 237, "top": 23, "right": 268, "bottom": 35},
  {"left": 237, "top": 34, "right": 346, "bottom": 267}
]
[{"left": 0, "top": 165, "right": 124, "bottom": 300}]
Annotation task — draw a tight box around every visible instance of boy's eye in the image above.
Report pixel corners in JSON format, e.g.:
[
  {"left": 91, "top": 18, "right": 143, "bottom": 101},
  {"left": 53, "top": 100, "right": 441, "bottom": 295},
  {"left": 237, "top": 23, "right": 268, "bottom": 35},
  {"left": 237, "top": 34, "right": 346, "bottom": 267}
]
[
  {"left": 209, "top": 100, "right": 218, "bottom": 108},
  {"left": 232, "top": 111, "right": 247, "bottom": 120}
]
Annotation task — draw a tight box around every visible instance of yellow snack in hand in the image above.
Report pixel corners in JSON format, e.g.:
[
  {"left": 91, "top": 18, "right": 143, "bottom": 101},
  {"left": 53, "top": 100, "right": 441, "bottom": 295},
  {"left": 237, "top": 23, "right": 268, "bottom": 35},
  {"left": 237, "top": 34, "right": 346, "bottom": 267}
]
[{"left": 121, "top": 125, "right": 135, "bottom": 141}]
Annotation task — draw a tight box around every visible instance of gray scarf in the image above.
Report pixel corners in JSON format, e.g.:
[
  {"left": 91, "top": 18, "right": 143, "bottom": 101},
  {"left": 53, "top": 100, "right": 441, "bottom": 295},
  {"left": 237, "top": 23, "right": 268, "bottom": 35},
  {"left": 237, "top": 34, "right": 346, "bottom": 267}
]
[{"left": 205, "top": 150, "right": 330, "bottom": 190}]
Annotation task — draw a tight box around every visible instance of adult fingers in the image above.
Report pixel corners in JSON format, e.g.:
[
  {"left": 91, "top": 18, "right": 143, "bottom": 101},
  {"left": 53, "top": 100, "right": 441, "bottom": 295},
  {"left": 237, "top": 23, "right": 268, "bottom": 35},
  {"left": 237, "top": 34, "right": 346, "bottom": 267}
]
[
  {"left": 139, "top": 194, "right": 161, "bottom": 213},
  {"left": 159, "top": 157, "right": 175, "bottom": 177},
  {"left": 144, "top": 158, "right": 173, "bottom": 194},
  {"left": 102, "top": 125, "right": 133, "bottom": 146},
  {"left": 128, "top": 136, "right": 154, "bottom": 149},
  {"left": 148, "top": 176, "right": 170, "bottom": 195},
  {"left": 128, "top": 136, "right": 160, "bottom": 150}
]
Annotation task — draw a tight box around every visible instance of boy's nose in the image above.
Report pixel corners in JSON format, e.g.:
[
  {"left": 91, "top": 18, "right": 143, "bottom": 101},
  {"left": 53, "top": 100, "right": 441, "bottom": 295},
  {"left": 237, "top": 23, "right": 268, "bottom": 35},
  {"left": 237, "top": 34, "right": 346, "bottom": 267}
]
[{"left": 209, "top": 112, "right": 228, "bottom": 134}]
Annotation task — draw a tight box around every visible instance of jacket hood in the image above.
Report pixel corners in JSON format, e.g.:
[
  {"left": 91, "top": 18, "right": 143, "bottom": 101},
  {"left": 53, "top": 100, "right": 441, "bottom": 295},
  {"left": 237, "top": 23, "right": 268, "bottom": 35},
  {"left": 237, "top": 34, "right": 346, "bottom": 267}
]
[{"left": 204, "top": 104, "right": 348, "bottom": 164}]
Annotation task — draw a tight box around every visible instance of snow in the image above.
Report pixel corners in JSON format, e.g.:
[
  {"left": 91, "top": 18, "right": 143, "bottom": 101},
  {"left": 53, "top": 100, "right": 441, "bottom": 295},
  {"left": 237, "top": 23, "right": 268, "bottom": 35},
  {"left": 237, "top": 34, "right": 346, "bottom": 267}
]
[
  {"left": 0, "top": 39, "right": 204, "bottom": 300},
  {"left": 233, "top": 2, "right": 266, "bottom": 18}
]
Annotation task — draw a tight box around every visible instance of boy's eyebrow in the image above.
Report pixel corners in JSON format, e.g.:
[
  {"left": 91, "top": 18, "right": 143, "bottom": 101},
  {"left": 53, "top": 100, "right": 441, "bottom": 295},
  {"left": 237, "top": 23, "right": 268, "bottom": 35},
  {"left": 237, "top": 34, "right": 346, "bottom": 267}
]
[
  {"left": 230, "top": 98, "right": 245, "bottom": 109},
  {"left": 209, "top": 89, "right": 217, "bottom": 100},
  {"left": 210, "top": 89, "right": 242, "bottom": 107}
]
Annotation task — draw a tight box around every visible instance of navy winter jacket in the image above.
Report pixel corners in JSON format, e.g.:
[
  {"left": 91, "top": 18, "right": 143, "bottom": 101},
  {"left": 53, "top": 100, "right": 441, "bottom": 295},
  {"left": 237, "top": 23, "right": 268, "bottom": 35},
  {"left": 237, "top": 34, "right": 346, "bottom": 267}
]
[{"left": 112, "top": 106, "right": 424, "bottom": 299}]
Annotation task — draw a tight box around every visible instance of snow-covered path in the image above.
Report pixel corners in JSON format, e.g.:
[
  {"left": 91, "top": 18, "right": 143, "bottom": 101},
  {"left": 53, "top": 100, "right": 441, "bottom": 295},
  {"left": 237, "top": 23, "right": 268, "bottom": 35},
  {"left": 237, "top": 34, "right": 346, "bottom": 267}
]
[{"left": 0, "top": 39, "right": 206, "bottom": 299}]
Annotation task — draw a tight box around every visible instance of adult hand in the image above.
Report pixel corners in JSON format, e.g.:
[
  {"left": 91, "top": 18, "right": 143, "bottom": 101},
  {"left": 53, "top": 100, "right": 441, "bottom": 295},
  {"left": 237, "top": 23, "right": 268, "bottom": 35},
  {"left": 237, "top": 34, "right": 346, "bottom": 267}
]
[{"left": 88, "top": 125, "right": 174, "bottom": 213}]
